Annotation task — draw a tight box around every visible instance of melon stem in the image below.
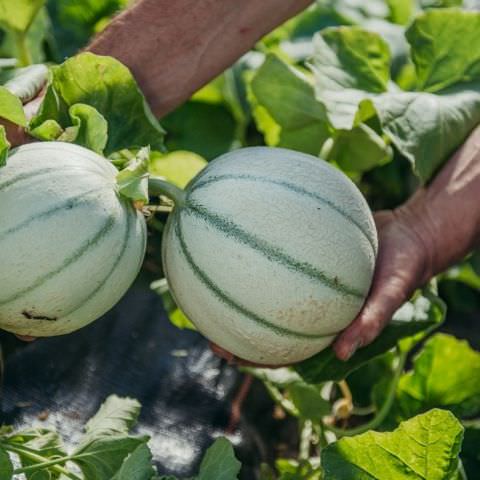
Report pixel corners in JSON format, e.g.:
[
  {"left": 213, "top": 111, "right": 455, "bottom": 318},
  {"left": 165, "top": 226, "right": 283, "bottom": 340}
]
[{"left": 149, "top": 176, "right": 186, "bottom": 207}]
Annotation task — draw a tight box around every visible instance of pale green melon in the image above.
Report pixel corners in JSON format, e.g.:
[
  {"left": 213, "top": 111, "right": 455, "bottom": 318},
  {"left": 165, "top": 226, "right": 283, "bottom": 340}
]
[
  {"left": 162, "top": 147, "right": 377, "bottom": 365},
  {"left": 0, "top": 142, "right": 147, "bottom": 336}
]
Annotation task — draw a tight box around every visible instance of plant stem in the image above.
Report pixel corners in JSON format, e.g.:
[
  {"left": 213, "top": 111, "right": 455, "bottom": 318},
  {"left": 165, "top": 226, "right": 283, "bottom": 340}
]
[
  {"left": 5, "top": 443, "right": 81, "bottom": 480},
  {"left": 149, "top": 176, "right": 186, "bottom": 207},
  {"left": 298, "top": 420, "right": 313, "bottom": 460},
  {"left": 325, "top": 349, "right": 407, "bottom": 437},
  {"left": 264, "top": 381, "right": 298, "bottom": 417},
  {"left": 14, "top": 31, "right": 32, "bottom": 67}
]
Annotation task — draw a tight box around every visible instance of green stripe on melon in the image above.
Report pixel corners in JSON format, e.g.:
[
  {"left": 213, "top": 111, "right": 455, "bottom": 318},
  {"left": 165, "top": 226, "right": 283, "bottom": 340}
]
[
  {"left": 0, "top": 142, "right": 147, "bottom": 336},
  {"left": 162, "top": 147, "right": 377, "bottom": 365}
]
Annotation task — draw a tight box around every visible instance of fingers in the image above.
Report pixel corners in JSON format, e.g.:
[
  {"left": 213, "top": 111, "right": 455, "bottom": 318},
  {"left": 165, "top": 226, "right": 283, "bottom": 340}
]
[
  {"left": 333, "top": 210, "right": 428, "bottom": 361},
  {"left": 333, "top": 275, "right": 411, "bottom": 361}
]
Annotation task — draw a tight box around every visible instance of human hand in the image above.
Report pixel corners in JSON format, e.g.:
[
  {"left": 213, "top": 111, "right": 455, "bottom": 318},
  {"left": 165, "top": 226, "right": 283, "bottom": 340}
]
[{"left": 333, "top": 207, "right": 431, "bottom": 360}]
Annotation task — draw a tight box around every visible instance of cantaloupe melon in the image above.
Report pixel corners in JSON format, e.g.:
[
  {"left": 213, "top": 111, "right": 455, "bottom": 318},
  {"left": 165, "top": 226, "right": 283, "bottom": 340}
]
[
  {"left": 0, "top": 142, "right": 146, "bottom": 336},
  {"left": 162, "top": 147, "right": 377, "bottom": 365}
]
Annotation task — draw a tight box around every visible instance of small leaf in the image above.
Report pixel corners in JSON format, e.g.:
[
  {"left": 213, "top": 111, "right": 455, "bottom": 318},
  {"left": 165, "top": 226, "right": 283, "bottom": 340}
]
[
  {"left": 79, "top": 395, "right": 141, "bottom": 445},
  {"left": 57, "top": 103, "right": 108, "bottom": 154},
  {"left": 197, "top": 438, "right": 241, "bottom": 480},
  {"left": 116, "top": 147, "right": 150, "bottom": 204},
  {"left": 0, "top": 86, "right": 27, "bottom": 126},
  {"left": 322, "top": 409, "right": 464, "bottom": 479}
]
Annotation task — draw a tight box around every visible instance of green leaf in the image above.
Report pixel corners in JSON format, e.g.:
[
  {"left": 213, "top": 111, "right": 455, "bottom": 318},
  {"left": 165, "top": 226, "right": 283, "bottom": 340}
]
[
  {"left": 395, "top": 334, "right": 480, "bottom": 419},
  {"left": 79, "top": 395, "right": 142, "bottom": 445},
  {"left": 0, "top": 446, "right": 13, "bottom": 480},
  {"left": 386, "top": 0, "right": 414, "bottom": 25},
  {"left": 329, "top": 123, "right": 393, "bottom": 172},
  {"left": 407, "top": 9, "right": 480, "bottom": 93},
  {"left": 57, "top": 103, "right": 108, "bottom": 154},
  {"left": 0, "top": 7, "right": 50, "bottom": 65},
  {"left": 322, "top": 409, "right": 464, "bottom": 479},
  {"left": 28, "top": 118, "right": 63, "bottom": 141},
  {"left": 116, "top": 147, "right": 150, "bottom": 204},
  {"left": 111, "top": 444, "right": 156, "bottom": 480},
  {"left": 249, "top": 54, "right": 330, "bottom": 156},
  {"left": 0, "top": 86, "right": 27, "bottom": 126},
  {"left": 30, "top": 52, "right": 165, "bottom": 154},
  {"left": 371, "top": 85, "right": 480, "bottom": 182},
  {"left": 3, "top": 64, "right": 48, "bottom": 103},
  {"left": 73, "top": 436, "right": 148, "bottom": 480},
  {"left": 46, "top": 0, "right": 128, "bottom": 60},
  {"left": 0, "top": 0, "right": 45, "bottom": 33},
  {"left": 310, "top": 21, "right": 480, "bottom": 182},
  {"left": 197, "top": 438, "right": 241, "bottom": 480},
  {"left": 9, "top": 429, "right": 67, "bottom": 479},
  {"left": 295, "top": 290, "right": 445, "bottom": 384},
  {"left": 162, "top": 101, "right": 236, "bottom": 161},
  {"left": 0, "top": 125, "right": 9, "bottom": 167},
  {"left": 311, "top": 27, "right": 391, "bottom": 94},
  {"left": 287, "top": 382, "right": 331, "bottom": 421},
  {"left": 149, "top": 150, "right": 207, "bottom": 188}
]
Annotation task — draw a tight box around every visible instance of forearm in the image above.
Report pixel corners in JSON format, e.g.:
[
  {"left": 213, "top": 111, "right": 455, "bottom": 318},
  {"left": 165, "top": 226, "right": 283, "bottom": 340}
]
[
  {"left": 88, "top": 0, "right": 313, "bottom": 117},
  {"left": 400, "top": 126, "right": 480, "bottom": 280}
]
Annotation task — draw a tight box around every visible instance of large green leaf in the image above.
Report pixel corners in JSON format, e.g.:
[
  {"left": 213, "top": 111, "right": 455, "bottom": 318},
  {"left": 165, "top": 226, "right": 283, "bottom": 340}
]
[
  {"left": 295, "top": 290, "right": 445, "bottom": 384},
  {"left": 162, "top": 101, "right": 236, "bottom": 161},
  {"left": 407, "top": 8, "right": 480, "bottom": 92},
  {"left": 249, "top": 54, "right": 330, "bottom": 156},
  {"left": 322, "top": 409, "right": 464, "bottom": 479},
  {"left": 29, "top": 52, "right": 165, "bottom": 154},
  {"left": 329, "top": 123, "right": 393, "bottom": 172},
  {"left": 73, "top": 436, "right": 148, "bottom": 480},
  {"left": 395, "top": 334, "right": 480, "bottom": 419},
  {"left": 196, "top": 438, "right": 241, "bottom": 480},
  {"left": 0, "top": 0, "right": 45, "bottom": 33},
  {"left": 111, "top": 444, "right": 156, "bottom": 480},
  {"left": 310, "top": 13, "right": 480, "bottom": 182}
]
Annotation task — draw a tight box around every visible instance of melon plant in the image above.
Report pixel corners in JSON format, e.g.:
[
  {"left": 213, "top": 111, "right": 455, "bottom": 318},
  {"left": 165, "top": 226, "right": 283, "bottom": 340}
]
[
  {"left": 0, "top": 142, "right": 147, "bottom": 336},
  {"left": 160, "top": 147, "right": 378, "bottom": 365}
]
